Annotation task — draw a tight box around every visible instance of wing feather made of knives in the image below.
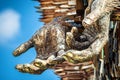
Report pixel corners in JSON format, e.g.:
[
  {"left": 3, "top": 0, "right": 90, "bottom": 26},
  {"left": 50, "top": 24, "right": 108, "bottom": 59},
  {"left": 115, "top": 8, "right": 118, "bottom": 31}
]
[{"left": 34, "top": 0, "right": 86, "bottom": 23}]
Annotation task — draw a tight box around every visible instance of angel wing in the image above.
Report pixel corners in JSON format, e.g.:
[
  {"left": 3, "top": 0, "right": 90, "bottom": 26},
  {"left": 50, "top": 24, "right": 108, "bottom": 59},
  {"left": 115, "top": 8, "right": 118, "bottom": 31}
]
[{"left": 34, "top": 0, "right": 87, "bottom": 23}]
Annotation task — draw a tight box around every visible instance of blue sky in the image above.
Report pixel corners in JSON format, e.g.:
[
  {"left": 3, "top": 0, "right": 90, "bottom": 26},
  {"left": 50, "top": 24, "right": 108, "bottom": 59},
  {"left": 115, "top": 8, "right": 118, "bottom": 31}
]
[{"left": 0, "top": 0, "right": 60, "bottom": 80}]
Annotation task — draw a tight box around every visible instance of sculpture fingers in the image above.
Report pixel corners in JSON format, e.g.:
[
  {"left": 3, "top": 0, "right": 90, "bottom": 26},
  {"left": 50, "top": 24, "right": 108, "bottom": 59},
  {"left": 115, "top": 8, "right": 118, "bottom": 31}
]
[
  {"left": 66, "top": 32, "right": 74, "bottom": 48},
  {"left": 13, "top": 40, "right": 33, "bottom": 56},
  {"left": 84, "top": 7, "right": 91, "bottom": 17},
  {"left": 62, "top": 49, "right": 94, "bottom": 63},
  {"left": 16, "top": 64, "right": 42, "bottom": 74},
  {"left": 70, "top": 27, "right": 78, "bottom": 36},
  {"left": 16, "top": 59, "right": 48, "bottom": 74}
]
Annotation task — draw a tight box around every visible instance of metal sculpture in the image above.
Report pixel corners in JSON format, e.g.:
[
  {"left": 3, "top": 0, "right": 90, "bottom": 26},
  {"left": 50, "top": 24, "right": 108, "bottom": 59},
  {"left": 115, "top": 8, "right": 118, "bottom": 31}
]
[
  {"left": 13, "top": 0, "right": 120, "bottom": 79},
  {"left": 13, "top": 16, "right": 98, "bottom": 74}
]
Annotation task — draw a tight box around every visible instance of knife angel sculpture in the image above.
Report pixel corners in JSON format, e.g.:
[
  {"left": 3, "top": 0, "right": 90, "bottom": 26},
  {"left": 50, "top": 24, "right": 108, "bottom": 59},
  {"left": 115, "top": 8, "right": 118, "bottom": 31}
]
[{"left": 13, "top": 0, "right": 120, "bottom": 76}]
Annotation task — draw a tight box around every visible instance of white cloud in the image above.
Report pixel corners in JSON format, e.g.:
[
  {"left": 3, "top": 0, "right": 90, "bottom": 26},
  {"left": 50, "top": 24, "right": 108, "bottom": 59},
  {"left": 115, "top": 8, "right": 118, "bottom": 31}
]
[{"left": 0, "top": 9, "right": 21, "bottom": 43}]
